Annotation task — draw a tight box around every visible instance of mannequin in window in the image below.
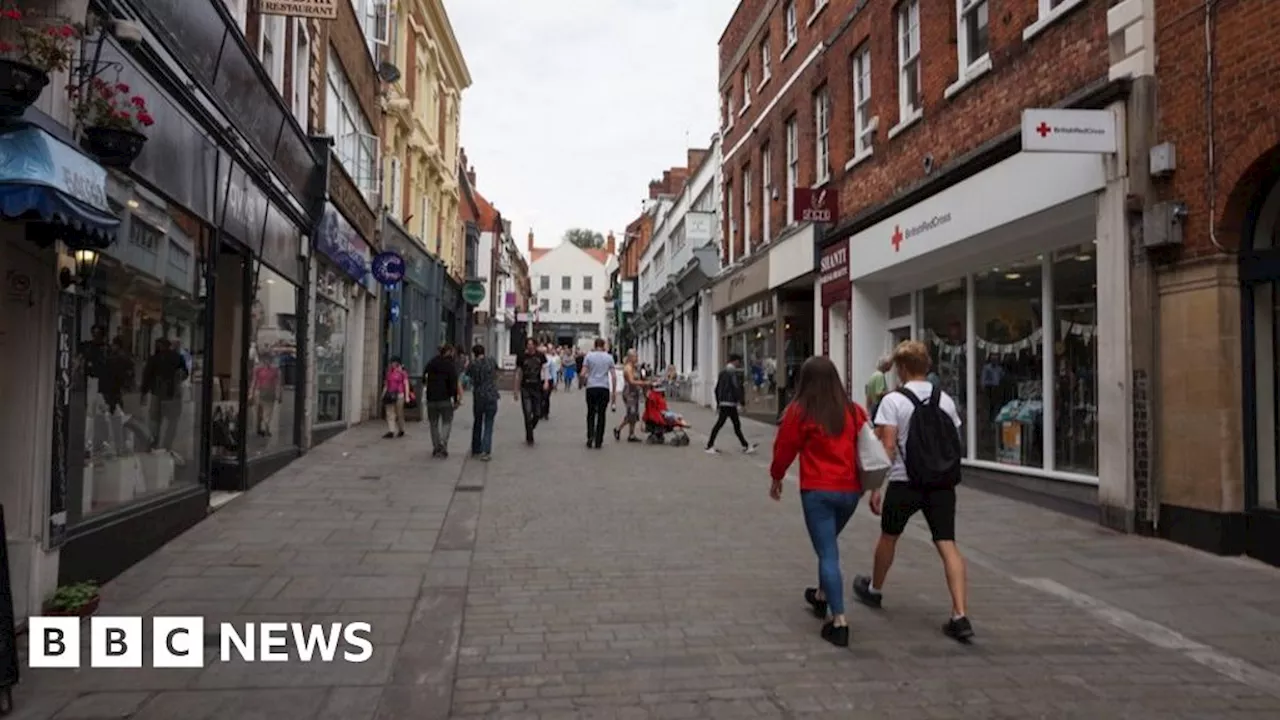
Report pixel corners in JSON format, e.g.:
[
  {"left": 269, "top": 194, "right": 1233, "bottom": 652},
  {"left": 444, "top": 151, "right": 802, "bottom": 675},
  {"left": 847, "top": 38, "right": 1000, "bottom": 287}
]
[{"left": 251, "top": 351, "right": 282, "bottom": 438}]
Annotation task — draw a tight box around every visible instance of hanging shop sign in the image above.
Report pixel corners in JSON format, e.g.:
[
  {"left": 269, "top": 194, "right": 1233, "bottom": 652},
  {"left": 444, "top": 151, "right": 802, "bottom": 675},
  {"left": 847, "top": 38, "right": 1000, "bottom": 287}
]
[
  {"left": 259, "top": 0, "right": 340, "bottom": 20},
  {"left": 1022, "top": 109, "right": 1117, "bottom": 154},
  {"left": 47, "top": 293, "right": 75, "bottom": 548},
  {"left": 463, "top": 281, "right": 486, "bottom": 307},
  {"left": 372, "top": 251, "right": 406, "bottom": 286},
  {"left": 794, "top": 187, "right": 838, "bottom": 224},
  {"left": 819, "top": 242, "right": 850, "bottom": 306},
  {"left": 316, "top": 204, "right": 374, "bottom": 290}
]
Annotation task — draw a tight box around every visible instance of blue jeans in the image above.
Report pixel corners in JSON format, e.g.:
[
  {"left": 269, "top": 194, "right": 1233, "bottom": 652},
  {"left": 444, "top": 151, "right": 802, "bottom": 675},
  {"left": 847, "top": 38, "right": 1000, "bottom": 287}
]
[
  {"left": 800, "top": 490, "right": 861, "bottom": 615},
  {"left": 471, "top": 398, "right": 498, "bottom": 455}
]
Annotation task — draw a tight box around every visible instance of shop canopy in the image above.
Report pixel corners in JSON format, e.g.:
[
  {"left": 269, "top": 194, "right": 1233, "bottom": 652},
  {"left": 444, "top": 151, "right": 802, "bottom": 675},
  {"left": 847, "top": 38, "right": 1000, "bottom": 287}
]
[{"left": 0, "top": 124, "right": 120, "bottom": 249}]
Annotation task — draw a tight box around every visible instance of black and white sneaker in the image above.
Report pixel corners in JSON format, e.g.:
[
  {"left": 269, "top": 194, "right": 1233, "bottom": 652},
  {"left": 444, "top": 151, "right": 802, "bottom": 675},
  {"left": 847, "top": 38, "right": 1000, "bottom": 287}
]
[
  {"left": 852, "top": 575, "right": 883, "bottom": 609},
  {"left": 943, "top": 616, "right": 975, "bottom": 642},
  {"left": 820, "top": 621, "right": 849, "bottom": 648}
]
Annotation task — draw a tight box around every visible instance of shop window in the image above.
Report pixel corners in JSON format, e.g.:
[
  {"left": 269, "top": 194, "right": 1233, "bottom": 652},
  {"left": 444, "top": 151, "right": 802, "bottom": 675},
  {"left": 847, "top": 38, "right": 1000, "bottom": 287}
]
[
  {"left": 248, "top": 263, "right": 299, "bottom": 455},
  {"left": 888, "top": 292, "right": 912, "bottom": 319},
  {"left": 1053, "top": 244, "right": 1098, "bottom": 475},
  {"left": 974, "top": 257, "right": 1044, "bottom": 467},
  {"left": 72, "top": 215, "right": 205, "bottom": 523},
  {"left": 314, "top": 294, "right": 348, "bottom": 425},
  {"left": 919, "top": 280, "right": 967, "bottom": 450},
  {"left": 1256, "top": 282, "right": 1279, "bottom": 509}
]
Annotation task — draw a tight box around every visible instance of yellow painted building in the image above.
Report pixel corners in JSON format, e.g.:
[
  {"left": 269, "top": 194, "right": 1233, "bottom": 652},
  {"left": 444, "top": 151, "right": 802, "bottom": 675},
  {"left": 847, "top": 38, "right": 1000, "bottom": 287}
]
[{"left": 382, "top": 0, "right": 471, "bottom": 279}]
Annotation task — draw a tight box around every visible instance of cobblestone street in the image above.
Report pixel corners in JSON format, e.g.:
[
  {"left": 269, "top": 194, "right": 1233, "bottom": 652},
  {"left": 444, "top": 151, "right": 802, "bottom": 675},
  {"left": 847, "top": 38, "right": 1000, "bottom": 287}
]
[{"left": 14, "top": 397, "right": 1280, "bottom": 719}]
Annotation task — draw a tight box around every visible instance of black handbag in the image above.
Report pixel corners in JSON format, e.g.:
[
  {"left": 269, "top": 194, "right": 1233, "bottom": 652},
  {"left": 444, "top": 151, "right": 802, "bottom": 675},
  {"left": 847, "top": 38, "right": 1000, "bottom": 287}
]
[{"left": 382, "top": 391, "right": 397, "bottom": 406}]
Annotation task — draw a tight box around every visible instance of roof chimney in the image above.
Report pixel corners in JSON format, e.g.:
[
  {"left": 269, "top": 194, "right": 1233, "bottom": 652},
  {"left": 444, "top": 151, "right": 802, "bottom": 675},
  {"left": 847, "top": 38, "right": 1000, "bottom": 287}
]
[
  {"left": 605, "top": 231, "right": 616, "bottom": 256},
  {"left": 466, "top": 165, "right": 476, "bottom": 187},
  {"left": 527, "top": 229, "right": 535, "bottom": 253},
  {"left": 648, "top": 180, "right": 661, "bottom": 200}
]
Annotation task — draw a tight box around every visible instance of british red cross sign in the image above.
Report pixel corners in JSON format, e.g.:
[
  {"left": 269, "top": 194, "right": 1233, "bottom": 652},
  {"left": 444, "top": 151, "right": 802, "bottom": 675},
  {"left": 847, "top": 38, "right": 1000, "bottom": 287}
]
[
  {"left": 1021, "top": 108, "right": 1117, "bottom": 154},
  {"left": 794, "top": 187, "right": 838, "bottom": 224}
]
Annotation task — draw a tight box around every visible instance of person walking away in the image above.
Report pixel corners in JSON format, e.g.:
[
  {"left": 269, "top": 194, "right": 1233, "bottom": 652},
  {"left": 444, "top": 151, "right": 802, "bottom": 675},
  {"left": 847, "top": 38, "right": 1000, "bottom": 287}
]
[
  {"left": 140, "top": 338, "right": 188, "bottom": 450},
  {"left": 466, "top": 343, "right": 500, "bottom": 460},
  {"left": 423, "top": 343, "right": 462, "bottom": 457},
  {"left": 612, "top": 349, "right": 648, "bottom": 443},
  {"left": 769, "top": 356, "right": 868, "bottom": 647},
  {"left": 562, "top": 349, "right": 577, "bottom": 391},
  {"left": 582, "top": 338, "right": 616, "bottom": 449},
  {"left": 865, "top": 354, "right": 892, "bottom": 421},
  {"left": 852, "top": 340, "right": 972, "bottom": 641},
  {"left": 383, "top": 357, "right": 410, "bottom": 439},
  {"left": 542, "top": 345, "right": 559, "bottom": 420},
  {"left": 705, "top": 353, "right": 757, "bottom": 454},
  {"left": 575, "top": 350, "right": 586, "bottom": 389},
  {"left": 515, "top": 339, "right": 547, "bottom": 444}
]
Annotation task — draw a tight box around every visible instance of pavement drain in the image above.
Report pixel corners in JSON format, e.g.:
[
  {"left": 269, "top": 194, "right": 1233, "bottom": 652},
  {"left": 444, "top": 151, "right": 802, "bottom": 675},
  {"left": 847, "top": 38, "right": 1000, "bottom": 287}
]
[
  {"left": 359, "top": 475, "right": 381, "bottom": 480},
  {"left": 454, "top": 486, "right": 483, "bottom": 493}
]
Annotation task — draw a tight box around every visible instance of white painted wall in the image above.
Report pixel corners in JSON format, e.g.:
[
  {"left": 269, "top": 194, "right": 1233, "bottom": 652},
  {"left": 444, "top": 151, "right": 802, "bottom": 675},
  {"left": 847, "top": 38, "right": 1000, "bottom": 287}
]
[{"left": 530, "top": 243, "right": 609, "bottom": 335}]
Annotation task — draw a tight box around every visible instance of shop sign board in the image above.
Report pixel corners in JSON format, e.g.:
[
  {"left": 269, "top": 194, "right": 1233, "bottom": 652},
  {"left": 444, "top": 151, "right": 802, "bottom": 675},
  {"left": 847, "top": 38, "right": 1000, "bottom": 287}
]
[
  {"left": 711, "top": 257, "right": 770, "bottom": 313},
  {"left": 47, "top": 293, "right": 75, "bottom": 548},
  {"left": 259, "top": 0, "right": 339, "bottom": 19},
  {"left": 819, "top": 242, "right": 850, "bottom": 306},
  {"left": 463, "top": 281, "right": 486, "bottom": 306},
  {"left": 794, "top": 187, "right": 838, "bottom": 224},
  {"left": 1022, "top": 109, "right": 1117, "bottom": 154},
  {"left": 371, "top": 251, "right": 406, "bottom": 286},
  {"left": 0, "top": 128, "right": 110, "bottom": 212},
  {"left": 316, "top": 204, "right": 375, "bottom": 290}
]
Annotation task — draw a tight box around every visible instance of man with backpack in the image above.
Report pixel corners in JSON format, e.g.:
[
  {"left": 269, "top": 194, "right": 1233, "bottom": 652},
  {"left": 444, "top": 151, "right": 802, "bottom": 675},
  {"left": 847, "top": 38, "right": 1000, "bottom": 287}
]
[{"left": 852, "top": 340, "right": 973, "bottom": 641}]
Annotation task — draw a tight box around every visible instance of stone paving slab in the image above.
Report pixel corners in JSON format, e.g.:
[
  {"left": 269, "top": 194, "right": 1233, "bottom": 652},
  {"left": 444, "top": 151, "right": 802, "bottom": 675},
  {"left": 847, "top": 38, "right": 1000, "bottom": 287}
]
[{"left": 10, "top": 395, "right": 1280, "bottom": 719}]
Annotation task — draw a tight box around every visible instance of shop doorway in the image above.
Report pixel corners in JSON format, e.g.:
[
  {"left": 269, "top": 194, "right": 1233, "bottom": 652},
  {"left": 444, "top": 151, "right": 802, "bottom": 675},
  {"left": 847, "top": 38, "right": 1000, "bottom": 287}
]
[
  {"left": 887, "top": 324, "right": 912, "bottom": 389},
  {"left": 0, "top": 237, "right": 53, "bottom": 622},
  {"left": 1243, "top": 169, "right": 1280, "bottom": 566}
]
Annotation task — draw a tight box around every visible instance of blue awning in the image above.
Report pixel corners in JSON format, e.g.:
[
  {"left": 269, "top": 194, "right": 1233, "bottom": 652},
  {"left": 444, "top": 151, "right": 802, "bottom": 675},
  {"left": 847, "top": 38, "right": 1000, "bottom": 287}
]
[{"left": 0, "top": 126, "right": 120, "bottom": 249}]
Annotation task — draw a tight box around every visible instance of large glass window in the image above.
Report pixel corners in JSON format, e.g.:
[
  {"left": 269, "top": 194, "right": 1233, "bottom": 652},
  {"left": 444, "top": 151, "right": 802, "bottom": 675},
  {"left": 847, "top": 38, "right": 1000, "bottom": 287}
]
[
  {"left": 314, "top": 293, "right": 348, "bottom": 425},
  {"left": 974, "top": 256, "right": 1044, "bottom": 467},
  {"left": 248, "top": 263, "right": 299, "bottom": 456},
  {"left": 72, "top": 206, "right": 205, "bottom": 521},
  {"left": 326, "top": 49, "right": 378, "bottom": 202},
  {"left": 919, "top": 279, "right": 967, "bottom": 450},
  {"left": 722, "top": 296, "right": 777, "bottom": 418},
  {"left": 1053, "top": 244, "right": 1098, "bottom": 474}
]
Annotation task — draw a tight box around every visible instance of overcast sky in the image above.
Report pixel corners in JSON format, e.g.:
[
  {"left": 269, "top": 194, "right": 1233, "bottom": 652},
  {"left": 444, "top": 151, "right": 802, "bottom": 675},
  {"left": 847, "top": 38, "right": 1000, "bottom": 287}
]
[{"left": 444, "top": 0, "right": 736, "bottom": 254}]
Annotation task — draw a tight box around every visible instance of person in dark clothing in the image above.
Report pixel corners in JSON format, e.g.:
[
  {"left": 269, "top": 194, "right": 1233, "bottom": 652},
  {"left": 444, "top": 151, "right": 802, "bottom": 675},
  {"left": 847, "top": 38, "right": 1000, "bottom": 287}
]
[
  {"left": 98, "top": 336, "right": 134, "bottom": 412},
  {"left": 140, "top": 338, "right": 188, "bottom": 451},
  {"left": 705, "top": 353, "right": 757, "bottom": 455},
  {"left": 423, "top": 344, "right": 462, "bottom": 457},
  {"left": 466, "top": 344, "right": 500, "bottom": 460},
  {"left": 514, "top": 338, "right": 548, "bottom": 444}
]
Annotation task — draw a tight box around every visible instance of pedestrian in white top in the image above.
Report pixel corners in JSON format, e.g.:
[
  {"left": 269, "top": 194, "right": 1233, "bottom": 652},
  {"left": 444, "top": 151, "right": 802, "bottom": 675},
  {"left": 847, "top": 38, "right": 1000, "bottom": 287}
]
[
  {"left": 542, "top": 345, "right": 559, "bottom": 420},
  {"left": 581, "top": 338, "right": 617, "bottom": 449},
  {"left": 852, "top": 339, "right": 974, "bottom": 642}
]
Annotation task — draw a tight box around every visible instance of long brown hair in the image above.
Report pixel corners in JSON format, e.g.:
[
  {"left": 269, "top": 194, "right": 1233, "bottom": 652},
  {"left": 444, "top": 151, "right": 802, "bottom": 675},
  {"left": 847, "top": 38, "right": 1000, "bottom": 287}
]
[{"left": 791, "top": 356, "right": 849, "bottom": 436}]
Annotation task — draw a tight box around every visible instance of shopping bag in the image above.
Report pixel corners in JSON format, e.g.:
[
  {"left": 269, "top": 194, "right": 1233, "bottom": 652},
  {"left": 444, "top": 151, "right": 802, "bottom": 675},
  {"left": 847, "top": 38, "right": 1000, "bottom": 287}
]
[
  {"left": 857, "top": 421, "right": 891, "bottom": 491},
  {"left": 382, "top": 391, "right": 398, "bottom": 406}
]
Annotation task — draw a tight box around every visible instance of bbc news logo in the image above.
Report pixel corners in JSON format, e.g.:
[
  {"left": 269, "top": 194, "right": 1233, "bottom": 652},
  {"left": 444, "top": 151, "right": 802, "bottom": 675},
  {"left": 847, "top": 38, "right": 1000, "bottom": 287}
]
[{"left": 28, "top": 617, "right": 373, "bottom": 668}]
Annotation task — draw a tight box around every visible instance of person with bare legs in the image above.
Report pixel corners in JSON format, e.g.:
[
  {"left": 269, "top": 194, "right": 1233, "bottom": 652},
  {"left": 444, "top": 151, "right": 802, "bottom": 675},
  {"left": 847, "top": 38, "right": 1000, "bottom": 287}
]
[{"left": 852, "top": 340, "right": 973, "bottom": 641}]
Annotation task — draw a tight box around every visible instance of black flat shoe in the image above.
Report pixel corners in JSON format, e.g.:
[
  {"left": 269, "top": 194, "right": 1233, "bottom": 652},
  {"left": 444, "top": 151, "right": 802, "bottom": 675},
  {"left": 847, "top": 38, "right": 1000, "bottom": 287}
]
[
  {"left": 804, "top": 588, "right": 827, "bottom": 619},
  {"left": 820, "top": 622, "right": 849, "bottom": 648},
  {"left": 613, "top": 428, "right": 621, "bottom": 441}
]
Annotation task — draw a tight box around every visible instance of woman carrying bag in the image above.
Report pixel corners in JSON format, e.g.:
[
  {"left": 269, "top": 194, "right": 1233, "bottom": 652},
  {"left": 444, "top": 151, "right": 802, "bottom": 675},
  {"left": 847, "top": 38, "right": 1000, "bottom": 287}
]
[
  {"left": 383, "top": 357, "right": 412, "bottom": 439},
  {"left": 769, "top": 356, "right": 890, "bottom": 647}
]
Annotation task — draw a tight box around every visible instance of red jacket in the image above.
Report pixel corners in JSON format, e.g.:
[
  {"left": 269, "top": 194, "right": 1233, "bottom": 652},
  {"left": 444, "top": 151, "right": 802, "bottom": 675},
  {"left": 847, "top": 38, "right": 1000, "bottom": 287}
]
[{"left": 770, "top": 402, "right": 867, "bottom": 493}]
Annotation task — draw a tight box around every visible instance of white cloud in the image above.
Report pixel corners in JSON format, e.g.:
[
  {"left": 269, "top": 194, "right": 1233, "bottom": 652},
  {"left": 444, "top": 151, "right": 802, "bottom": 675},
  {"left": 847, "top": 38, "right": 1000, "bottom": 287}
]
[{"left": 445, "top": 0, "right": 736, "bottom": 251}]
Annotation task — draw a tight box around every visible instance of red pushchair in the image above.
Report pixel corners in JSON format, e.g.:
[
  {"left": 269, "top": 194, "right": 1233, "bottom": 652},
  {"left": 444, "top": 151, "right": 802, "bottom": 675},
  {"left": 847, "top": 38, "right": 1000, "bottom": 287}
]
[{"left": 642, "top": 384, "right": 691, "bottom": 446}]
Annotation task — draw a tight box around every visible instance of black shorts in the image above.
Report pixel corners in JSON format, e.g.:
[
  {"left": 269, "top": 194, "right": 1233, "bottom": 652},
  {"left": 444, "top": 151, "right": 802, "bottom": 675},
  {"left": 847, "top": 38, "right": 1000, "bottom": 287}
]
[{"left": 880, "top": 482, "right": 957, "bottom": 542}]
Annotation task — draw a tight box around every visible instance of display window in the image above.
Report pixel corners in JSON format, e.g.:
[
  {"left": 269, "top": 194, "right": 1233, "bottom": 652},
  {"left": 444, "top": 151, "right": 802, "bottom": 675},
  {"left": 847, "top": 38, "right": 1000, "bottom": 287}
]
[
  {"left": 314, "top": 265, "right": 349, "bottom": 426},
  {"left": 70, "top": 202, "right": 205, "bottom": 522},
  {"left": 721, "top": 296, "right": 777, "bottom": 418},
  {"left": 1052, "top": 244, "right": 1098, "bottom": 475},
  {"left": 919, "top": 280, "right": 967, "bottom": 453},
  {"left": 973, "top": 256, "right": 1044, "bottom": 468}
]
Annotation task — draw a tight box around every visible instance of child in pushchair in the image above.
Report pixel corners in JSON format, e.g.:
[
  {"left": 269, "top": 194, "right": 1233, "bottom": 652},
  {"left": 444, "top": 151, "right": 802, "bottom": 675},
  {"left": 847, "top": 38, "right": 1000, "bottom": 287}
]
[{"left": 643, "top": 383, "right": 691, "bottom": 446}]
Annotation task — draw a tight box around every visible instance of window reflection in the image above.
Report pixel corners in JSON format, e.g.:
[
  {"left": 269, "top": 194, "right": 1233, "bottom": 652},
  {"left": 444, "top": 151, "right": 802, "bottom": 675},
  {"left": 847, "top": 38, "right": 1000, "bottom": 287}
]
[
  {"left": 248, "top": 263, "right": 298, "bottom": 455},
  {"left": 919, "top": 279, "right": 967, "bottom": 452},
  {"left": 314, "top": 295, "right": 347, "bottom": 424}
]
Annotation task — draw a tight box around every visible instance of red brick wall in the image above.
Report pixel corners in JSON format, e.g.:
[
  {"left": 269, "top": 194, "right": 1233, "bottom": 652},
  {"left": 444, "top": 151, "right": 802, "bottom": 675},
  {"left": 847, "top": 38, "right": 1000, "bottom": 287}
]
[
  {"left": 718, "top": 0, "right": 1109, "bottom": 263},
  {"left": 1154, "top": 0, "right": 1280, "bottom": 255}
]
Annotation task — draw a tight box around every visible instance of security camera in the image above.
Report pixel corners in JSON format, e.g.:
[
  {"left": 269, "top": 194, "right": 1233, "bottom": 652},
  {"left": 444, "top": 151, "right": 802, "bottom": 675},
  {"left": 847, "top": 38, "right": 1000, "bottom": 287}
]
[
  {"left": 112, "top": 20, "right": 143, "bottom": 45},
  {"left": 922, "top": 154, "right": 935, "bottom": 175}
]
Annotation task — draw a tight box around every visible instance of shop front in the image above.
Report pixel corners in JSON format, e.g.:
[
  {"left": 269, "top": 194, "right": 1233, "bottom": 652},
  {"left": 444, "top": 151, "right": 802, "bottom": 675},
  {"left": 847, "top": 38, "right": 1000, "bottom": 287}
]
[
  {"left": 311, "top": 204, "right": 375, "bottom": 445},
  {"left": 710, "top": 255, "right": 777, "bottom": 422},
  {"left": 382, "top": 215, "right": 434, "bottom": 408},
  {"left": 818, "top": 241, "right": 851, "bottom": 394},
  {"left": 443, "top": 274, "right": 463, "bottom": 348},
  {"left": 844, "top": 150, "right": 1126, "bottom": 494}
]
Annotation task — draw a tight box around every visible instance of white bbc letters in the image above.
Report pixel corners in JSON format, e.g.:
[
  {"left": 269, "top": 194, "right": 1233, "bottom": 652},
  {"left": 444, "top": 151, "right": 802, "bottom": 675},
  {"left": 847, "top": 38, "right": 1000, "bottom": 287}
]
[
  {"left": 90, "top": 617, "right": 143, "bottom": 668},
  {"left": 152, "top": 617, "right": 204, "bottom": 668},
  {"left": 27, "top": 617, "right": 80, "bottom": 668}
]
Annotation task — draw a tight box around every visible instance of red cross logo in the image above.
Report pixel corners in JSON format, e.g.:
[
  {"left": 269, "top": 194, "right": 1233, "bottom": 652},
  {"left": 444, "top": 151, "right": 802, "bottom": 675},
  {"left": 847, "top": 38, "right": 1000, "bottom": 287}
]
[
  {"left": 1036, "top": 122, "right": 1052, "bottom": 138},
  {"left": 891, "top": 225, "right": 904, "bottom": 252}
]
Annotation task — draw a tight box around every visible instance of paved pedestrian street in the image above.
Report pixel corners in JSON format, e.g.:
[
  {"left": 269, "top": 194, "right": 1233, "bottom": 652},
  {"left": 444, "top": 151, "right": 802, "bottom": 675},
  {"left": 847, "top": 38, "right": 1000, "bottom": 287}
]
[{"left": 14, "top": 399, "right": 1280, "bottom": 719}]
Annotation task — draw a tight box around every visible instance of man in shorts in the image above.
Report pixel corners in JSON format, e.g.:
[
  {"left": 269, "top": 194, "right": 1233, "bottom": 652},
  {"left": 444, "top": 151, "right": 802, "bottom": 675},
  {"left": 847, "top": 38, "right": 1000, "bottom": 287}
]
[{"left": 853, "top": 339, "right": 974, "bottom": 641}]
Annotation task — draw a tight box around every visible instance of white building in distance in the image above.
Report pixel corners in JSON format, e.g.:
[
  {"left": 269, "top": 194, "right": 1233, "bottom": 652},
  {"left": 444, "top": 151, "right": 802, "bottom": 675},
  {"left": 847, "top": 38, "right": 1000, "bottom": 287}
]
[{"left": 528, "top": 231, "right": 615, "bottom": 347}]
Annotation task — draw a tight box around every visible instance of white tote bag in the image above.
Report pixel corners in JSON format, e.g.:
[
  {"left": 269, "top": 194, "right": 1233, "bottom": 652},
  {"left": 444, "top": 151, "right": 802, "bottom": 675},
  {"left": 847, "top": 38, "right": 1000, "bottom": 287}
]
[{"left": 857, "top": 421, "right": 891, "bottom": 491}]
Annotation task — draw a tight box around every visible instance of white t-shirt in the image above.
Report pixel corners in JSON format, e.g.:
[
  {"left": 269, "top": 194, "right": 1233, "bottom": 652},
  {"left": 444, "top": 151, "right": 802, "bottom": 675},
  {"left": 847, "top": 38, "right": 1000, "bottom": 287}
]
[
  {"left": 544, "top": 354, "right": 560, "bottom": 381},
  {"left": 873, "top": 381, "right": 962, "bottom": 484}
]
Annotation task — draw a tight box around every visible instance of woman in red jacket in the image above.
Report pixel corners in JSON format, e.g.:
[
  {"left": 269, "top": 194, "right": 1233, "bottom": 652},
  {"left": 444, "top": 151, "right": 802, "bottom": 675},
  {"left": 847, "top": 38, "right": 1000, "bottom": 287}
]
[{"left": 770, "top": 355, "right": 868, "bottom": 647}]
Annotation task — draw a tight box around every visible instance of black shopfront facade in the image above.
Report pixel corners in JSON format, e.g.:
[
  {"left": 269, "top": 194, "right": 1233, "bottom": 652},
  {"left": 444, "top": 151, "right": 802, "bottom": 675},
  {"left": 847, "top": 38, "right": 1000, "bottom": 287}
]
[
  {"left": 56, "top": 0, "right": 321, "bottom": 585},
  {"left": 382, "top": 212, "right": 454, "bottom": 393}
]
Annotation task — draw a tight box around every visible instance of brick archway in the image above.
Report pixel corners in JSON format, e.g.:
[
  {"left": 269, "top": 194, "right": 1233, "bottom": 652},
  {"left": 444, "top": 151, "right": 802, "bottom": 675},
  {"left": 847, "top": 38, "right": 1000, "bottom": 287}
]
[{"left": 1217, "top": 119, "right": 1280, "bottom": 247}]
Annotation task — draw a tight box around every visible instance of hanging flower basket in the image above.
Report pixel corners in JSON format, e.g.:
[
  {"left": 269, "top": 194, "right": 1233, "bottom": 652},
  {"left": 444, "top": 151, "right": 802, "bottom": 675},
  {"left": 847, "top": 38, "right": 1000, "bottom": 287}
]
[
  {"left": 81, "top": 125, "right": 147, "bottom": 167},
  {"left": 0, "top": 57, "right": 47, "bottom": 115},
  {"left": 74, "top": 79, "right": 155, "bottom": 168}
]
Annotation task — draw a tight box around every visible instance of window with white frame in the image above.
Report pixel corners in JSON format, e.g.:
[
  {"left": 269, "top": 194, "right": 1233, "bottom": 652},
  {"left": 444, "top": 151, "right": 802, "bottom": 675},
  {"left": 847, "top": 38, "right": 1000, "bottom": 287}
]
[
  {"left": 897, "top": 0, "right": 922, "bottom": 117},
  {"left": 761, "top": 143, "right": 772, "bottom": 243},
  {"left": 1040, "top": 0, "right": 1068, "bottom": 14},
  {"left": 387, "top": 157, "right": 402, "bottom": 219},
  {"left": 760, "top": 36, "right": 771, "bottom": 83},
  {"left": 726, "top": 180, "right": 736, "bottom": 263},
  {"left": 561, "top": 299, "right": 571, "bottom": 313},
  {"left": 258, "top": 13, "right": 286, "bottom": 94},
  {"left": 561, "top": 275, "right": 572, "bottom": 290},
  {"left": 742, "top": 66, "right": 751, "bottom": 110},
  {"left": 958, "top": 0, "right": 989, "bottom": 70},
  {"left": 852, "top": 45, "right": 873, "bottom": 156},
  {"left": 583, "top": 276, "right": 593, "bottom": 291},
  {"left": 742, "top": 164, "right": 752, "bottom": 253},
  {"left": 540, "top": 275, "right": 550, "bottom": 291},
  {"left": 814, "top": 87, "right": 830, "bottom": 184},
  {"left": 785, "top": 117, "right": 798, "bottom": 224},
  {"left": 784, "top": 1, "right": 798, "bottom": 49},
  {"left": 290, "top": 19, "right": 310, "bottom": 127},
  {"left": 583, "top": 299, "right": 593, "bottom": 315},
  {"left": 538, "top": 298, "right": 549, "bottom": 312},
  {"left": 349, "top": 0, "right": 391, "bottom": 62},
  {"left": 726, "top": 88, "right": 735, "bottom": 126},
  {"left": 326, "top": 50, "right": 379, "bottom": 203}
]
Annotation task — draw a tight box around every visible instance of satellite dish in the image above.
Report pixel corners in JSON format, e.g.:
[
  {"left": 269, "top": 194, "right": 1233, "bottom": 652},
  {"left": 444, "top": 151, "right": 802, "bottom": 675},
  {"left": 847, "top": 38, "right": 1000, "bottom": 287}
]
[{"left": 378, "top": 62, "right": 401, "bottom": 84}]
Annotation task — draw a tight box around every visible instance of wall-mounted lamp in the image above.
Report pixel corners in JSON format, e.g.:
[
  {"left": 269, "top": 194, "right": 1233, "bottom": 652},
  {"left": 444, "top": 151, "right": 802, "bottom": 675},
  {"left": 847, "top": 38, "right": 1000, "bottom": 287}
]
[{"left": 60, "top": 248, "right": 101, "bottom": 289}]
